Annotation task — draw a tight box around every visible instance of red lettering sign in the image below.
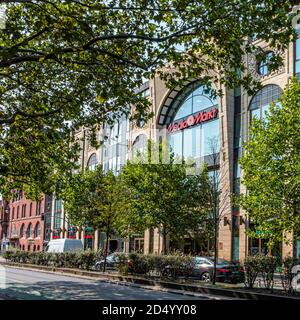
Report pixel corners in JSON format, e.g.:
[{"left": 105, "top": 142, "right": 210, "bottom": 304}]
[{"left": 167, "top": 107, "right": 218, "bottom": 134}]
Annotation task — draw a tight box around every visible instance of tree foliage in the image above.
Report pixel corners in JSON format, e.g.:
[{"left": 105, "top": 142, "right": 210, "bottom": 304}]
[
  {"left": 119, "top": 147, "right": 212, "bottom": 253},
  {"left": 62, "top": 166, "right": 127, "bottom": 235},
  {"left": 236, "top": 77, "right": 300, "bottom": 248},
  {"left": 0, "top": 0, "right": 296, "bottom": 195}
]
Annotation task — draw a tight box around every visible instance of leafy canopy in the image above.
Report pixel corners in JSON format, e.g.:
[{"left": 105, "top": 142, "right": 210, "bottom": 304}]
[
  {"left": 0, "top": 0, "right": 296, "bottom": 196},
  {"left": 236, "top": 77, "right": 300, "bottom": 247}
]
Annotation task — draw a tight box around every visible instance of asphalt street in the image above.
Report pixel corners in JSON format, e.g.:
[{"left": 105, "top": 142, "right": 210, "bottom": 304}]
[{"left": 0, "top": 266, "right": 234, "bottom": 300}]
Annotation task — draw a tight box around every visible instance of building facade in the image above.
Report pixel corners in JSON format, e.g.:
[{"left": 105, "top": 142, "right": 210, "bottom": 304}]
[
  {"left": 73, "top": 25, "right": 300, "bottom": 261},
  {"left": 5, "top": 191, "right": 45, "bottom": 251},
  {"left": 2, "top": 22, "right": 300, "bottom": 261}
]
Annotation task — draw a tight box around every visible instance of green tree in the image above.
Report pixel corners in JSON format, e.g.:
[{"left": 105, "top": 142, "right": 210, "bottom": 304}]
[
  {"left": 236, "top": 77, "right": 300, "bottom": 250},
  {"left": 119, "top": 142, "right": 211, "bottom": 254},
  {"left": 62, "top": 166, "right": 128, "bottom": 272},
  {"left": 0, "top": 1, "right": 295, "bottom": 195}
]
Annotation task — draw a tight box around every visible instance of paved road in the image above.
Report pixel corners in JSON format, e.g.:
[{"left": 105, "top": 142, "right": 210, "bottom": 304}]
[{"left": 0, "top": 266, "right": 234, "bottom": 300}]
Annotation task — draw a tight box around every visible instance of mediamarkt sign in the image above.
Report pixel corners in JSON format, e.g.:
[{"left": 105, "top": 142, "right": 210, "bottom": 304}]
[{"left": 167, "top": 107, "right": 218, "bottom": 134}]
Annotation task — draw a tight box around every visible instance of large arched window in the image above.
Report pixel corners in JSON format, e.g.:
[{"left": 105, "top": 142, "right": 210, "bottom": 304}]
[
  {"left": 27, "top": 223, "right": 33, "bottom": 239},
  {"left": 168, "top": 83, "right": 219, "bottom": 163},
  {"left": 20, "top": 224, "right": 25, "bottom": 238},
  {"left": 249, "top": 84, "right": 282, "bottom": 119},
  {"left": 35, "top": 222, "right": 41, "bottom": 238},
  {"left": 174, "top": 85, "right": 218, "bottom": 121},
  {"left": 132, "top": 134, "right": 147, "bottom": 157},
  {"left": 87, "top": 153, "right": 98, "bottom": 171}
]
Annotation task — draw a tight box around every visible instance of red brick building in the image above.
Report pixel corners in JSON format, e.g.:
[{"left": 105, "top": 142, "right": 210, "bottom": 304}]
[
  {"left": 0, "top": 199, "right": 10, "bottom": 251},
  {"left": 7, "top": 191, "right": 45, "bottom": 251}
]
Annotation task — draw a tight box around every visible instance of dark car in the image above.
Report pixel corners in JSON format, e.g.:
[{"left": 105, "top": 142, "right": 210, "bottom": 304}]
[
  {"left": 162, "top": 256, "right": 244, "bottom": 283},
  {"left": 192, "top": 257, "right": 244, "bottom": 283}
]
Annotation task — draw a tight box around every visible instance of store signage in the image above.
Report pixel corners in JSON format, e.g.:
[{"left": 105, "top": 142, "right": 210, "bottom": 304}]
[{"left": 167, "top": 107, "right": 218, "bottom": 134}]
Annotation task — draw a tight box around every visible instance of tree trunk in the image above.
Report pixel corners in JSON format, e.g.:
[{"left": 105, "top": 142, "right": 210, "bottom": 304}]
[
  {"left": 212, "top": 218, "right": 218, "bottom": 285},
  {"left": 103, "top": 220, "right": 110, "bottom": 273},
  {"left": 162, "top": 227, "right": 167, "bottom": 255}
]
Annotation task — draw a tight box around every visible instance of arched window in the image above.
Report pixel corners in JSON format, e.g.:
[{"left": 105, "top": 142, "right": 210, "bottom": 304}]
[
  {"left": 174, "top": 85, "right": 218, "bottom": 121},
  {"left": 249, "top": 84, "right": 282, "bottom": 119},
  {"left": 87, "top": 153, "right": 98, "bottom": 171},
  {"left": 132, "top": 134, "right": 147, "bottom": 157},
  {"left": 35, "top": 223, "right": 41, "bottom": 238},
  {"left": 20, "top": 224, "right": 25, "bottom": 238},
  {"left": 27, "top": 223, "right": 33, "bottom": 239},
  {"left": 257, "top": 51, "right": 273, "bottom": 76},
  {"left": 29, "top": 203, "right": 32, "bottom": 217},
  {"left": 168, "top": 83, "right": 219, "bottom": 162}
]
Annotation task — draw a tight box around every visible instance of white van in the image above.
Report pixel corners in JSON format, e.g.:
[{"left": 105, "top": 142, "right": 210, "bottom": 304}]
[{"left": 45, "top": 239, "right": 83, "bottom": 253}]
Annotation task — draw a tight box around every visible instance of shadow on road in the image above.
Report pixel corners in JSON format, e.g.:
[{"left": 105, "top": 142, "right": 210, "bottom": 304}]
[{"left": 0, "top": 279, "right": 205, "bottom": 300}]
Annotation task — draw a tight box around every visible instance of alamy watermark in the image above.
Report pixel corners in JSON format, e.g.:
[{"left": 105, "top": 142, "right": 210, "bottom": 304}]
[{"left": 292, "top": 265, "right": 300, "bottom": 291}]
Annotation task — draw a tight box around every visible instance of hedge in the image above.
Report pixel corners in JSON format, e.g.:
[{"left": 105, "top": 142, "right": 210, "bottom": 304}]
[{"left": 2, "top": 250, "right": 104, "bottom": 270}]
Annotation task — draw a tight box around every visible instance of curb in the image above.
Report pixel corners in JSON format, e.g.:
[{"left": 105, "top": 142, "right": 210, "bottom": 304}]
[{"left": 1, "top": 261, "right": 299, "bottom": 300}]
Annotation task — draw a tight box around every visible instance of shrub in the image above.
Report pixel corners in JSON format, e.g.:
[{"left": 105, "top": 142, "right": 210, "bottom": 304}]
[
  {"left": 160, "top": 253, "right": 195, "bottom": 280},
  {"left": 243, "top": 255, "right": 261, "bottom": 288},
  {"left": 114, "top": 252, "right": 128, "bottom": 274},
  {"left": 280, "top": 257, "right": 300, "bottom": 295},
  {"left": 2, "top": 250, "right": 14, "bottom": 261},
  {"left": 127, "top": 253, "right": 150, "bottom": 275},
  {"left": 77, "top": 250, "right": 96, "bottom": 270},
  {"left": 63, "top": 252, "right": 80, "bottom": 268},
  {"left": 258, "top": 255, "right": 278, "bottom": 291}
]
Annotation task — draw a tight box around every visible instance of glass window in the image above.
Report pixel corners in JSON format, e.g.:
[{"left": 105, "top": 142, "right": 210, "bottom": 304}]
[
  {"left": 35, "top": 223, "right": 41, "bottom": 238},
  {"left": 249, "top": 85, "right": 282, "bottom": 120},
  {"left": 296, "top": 37, "right": 300, "bottom": 76},
  {"left": 20, "top": 224, "right": 25, "bottom": 238},
  {"left": 192, "top": 95, "right": 214, "bottom": 113},
  {"left": 170, "top": 131, "right": 182, "bottom": 159},
  {"left": 132, "top": 134, "right": 147, "bottom": 157},
  {"left": 174, "top": 98, "right": 192, "bottom": 120},
  {"left": 183, "top": 128, "right": 193, "bottom": 159},
  {"left": 29, "top": 203, "right": 32, "bottom": 217},
  {"left": 202, "top": 120, "right": 220, "bottom": 156},
  {"left": 27, "top": 223, "right": 33, "bottom": 238},
  {"left": 87, "top": 153, "right": 97, "bottom": 171},
  {"left": 257, "top": 51, "right": 273, "bottom": 76},
  {"left": 234, "top": 116, "right": 241, "bottom": 148}
]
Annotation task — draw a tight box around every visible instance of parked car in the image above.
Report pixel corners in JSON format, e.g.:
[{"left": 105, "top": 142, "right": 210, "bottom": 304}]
[
  {"left": 162, "top": 256, "right": 244, "bottom": 283},
  {"left": 95, "top": 252, "right": 129, "bottom": 271},
  {"left": 45, "top": 239, "right": 83, "bottom": 253},
  {"left": 192, "top": 257, "right": 244, "bottom": 283}
]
